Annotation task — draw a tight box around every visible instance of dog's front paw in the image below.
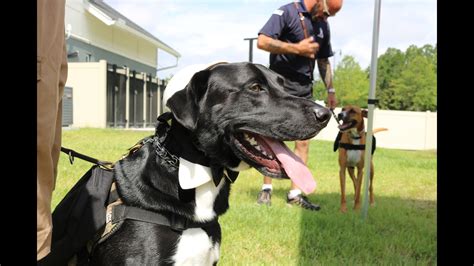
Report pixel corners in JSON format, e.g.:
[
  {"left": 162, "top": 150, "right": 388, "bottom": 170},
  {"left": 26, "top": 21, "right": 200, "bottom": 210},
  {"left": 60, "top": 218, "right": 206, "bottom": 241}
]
[
  {"left": 353, "top": 203, "right": 361, "bottom": 211},
  {"left": 340, "top": 205, "right": 347, "bottom": 213}
]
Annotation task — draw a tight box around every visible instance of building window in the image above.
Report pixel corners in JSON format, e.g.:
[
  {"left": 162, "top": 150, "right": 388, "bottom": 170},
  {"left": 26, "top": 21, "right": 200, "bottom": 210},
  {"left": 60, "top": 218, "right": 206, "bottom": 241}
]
[{"left": 85, "top": 53, "right": 92, "bottom": 62}]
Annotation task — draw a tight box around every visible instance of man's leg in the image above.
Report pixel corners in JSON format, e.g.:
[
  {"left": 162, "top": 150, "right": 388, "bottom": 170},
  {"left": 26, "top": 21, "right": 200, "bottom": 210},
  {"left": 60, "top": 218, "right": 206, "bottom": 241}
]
[
  {"left": 37, "top": 61, "right": 63, "bottom": 260},
  {"left": 257, "top": 176, "right": 273, "bottom": 205},
  {"left": 287, "top": 140, "right": 321, "bottom": 211},
  {"left": 37, "top": 0, "right": 67, "bottom": 259},
  {"left": 290, "top": 140, "right": 309, "bottom": 189}
]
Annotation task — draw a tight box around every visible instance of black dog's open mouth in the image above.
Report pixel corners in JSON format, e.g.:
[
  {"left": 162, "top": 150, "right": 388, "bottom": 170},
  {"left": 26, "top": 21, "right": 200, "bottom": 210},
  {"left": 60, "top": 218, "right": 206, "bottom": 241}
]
[
  {"left": 338, "top": 120, "right": 357, "bottom": 131},
  {"left": 232, "top": 131, "right": 316, "bottom": 194},
  {"left": 233, "top": 132, "right": 282, "bottom": 177}
]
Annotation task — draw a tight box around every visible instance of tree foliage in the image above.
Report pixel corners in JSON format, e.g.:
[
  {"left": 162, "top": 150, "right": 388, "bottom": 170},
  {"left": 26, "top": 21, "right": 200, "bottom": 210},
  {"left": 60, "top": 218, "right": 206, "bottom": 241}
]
[
  {"left": 390, "top": 55, "right": 437, "bottom": 111},
  {"left": 313, "top": 55, "right": 369, "bottom": 107},
  {"left": 313, "top": 44, "right": 437, "bottom": 111},
  {"left": 376, "top": 44, "right": 437, "bottom": 111}
]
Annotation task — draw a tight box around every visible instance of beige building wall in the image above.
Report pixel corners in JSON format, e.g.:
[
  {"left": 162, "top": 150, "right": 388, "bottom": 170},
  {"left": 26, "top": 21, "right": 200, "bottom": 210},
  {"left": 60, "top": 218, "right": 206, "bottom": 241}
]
[
  {"left": 313, "top": 107, "right": 437, "bottom": 151},
  {"left": 65, "top": 0, "right": 157, "bottom": 68},
  {"left": 65, "top": 61, "right": 107, "bottom": 128}
]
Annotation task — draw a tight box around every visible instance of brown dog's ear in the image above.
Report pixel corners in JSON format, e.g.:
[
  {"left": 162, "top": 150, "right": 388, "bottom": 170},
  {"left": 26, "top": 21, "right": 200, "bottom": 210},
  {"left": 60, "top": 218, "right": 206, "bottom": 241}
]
[
  {"left": 362, "top": 109, "right": 368, "bottom": 118},
  {"left": 166, "top": 69, "right": 210, "bottom": 131}
]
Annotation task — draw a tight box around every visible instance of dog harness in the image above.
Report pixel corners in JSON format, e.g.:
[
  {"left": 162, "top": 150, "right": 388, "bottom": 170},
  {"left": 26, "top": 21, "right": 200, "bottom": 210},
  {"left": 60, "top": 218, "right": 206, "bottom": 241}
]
[
  {"left": 98, "top": 113, "right": 223, "bottom": 244},
  {"left": 56, "top": 112, "right": 230, "bottom": 263},
  {"left": 333, "top": 131, "right": 376, "bottom": 155}
]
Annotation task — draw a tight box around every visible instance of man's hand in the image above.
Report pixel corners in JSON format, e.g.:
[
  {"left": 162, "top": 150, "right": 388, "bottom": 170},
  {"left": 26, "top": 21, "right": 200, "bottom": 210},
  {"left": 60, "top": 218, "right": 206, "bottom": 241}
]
[
  {"left": 297, "top": 37, "right": 319, "bottom": 58},
  {"left": 257, "top": 34, "right": 319, "bottom": 58},
  {"left": 327, "top": 92, "right": 337, "bottom": 110}
]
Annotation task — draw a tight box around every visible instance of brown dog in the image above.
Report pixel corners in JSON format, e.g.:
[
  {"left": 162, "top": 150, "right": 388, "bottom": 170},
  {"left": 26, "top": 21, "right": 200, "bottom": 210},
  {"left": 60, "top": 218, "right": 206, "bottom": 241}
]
[{"left": 335, "top": 105, "right": 387, "bottom": 213}]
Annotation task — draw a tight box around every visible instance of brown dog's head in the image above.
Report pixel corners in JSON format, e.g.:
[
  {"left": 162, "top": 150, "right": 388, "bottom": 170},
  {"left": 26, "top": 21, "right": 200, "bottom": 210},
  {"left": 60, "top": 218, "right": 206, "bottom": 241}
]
[{"left": 337, "top": 105, "right": 367, "bottom": 132}]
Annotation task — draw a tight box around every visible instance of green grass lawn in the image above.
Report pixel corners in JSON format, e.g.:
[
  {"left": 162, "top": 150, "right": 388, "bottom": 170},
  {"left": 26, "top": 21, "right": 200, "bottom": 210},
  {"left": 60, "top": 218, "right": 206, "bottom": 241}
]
[{"left": 54, "top": 128, "right": 437, "bottom": 265}]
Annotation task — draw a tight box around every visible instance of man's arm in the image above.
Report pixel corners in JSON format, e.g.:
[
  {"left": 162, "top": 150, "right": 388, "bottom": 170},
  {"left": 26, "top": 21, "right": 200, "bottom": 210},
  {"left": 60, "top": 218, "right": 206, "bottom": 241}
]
[
  {"left": 317, "top": 58, "right": 333, "bottom": 89},
  {"left": 317, "top": 58, "right": 337, "bottom": 109},
  {"left": 257, "top": 34, "right": 319, "bottom": 59}
]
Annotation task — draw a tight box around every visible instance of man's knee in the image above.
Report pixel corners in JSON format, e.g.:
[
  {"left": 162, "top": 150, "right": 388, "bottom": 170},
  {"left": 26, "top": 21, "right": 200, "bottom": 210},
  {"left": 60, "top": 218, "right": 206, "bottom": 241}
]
[{"left": 295, "top": 140, "right": 310, "bottom": 152}]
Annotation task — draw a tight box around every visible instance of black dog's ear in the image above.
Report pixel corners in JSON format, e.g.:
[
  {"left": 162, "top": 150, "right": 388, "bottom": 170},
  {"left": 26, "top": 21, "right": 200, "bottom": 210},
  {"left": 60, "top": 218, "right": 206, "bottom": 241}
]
[
  {"left": 167, "top": 69, "right": 210, "bottom": 130},
  {"left": 254, "top": 63, "right": 285, "bottom": 87},
  {"left": 333, "top": 131, "right": 342, "bottom": 152}
]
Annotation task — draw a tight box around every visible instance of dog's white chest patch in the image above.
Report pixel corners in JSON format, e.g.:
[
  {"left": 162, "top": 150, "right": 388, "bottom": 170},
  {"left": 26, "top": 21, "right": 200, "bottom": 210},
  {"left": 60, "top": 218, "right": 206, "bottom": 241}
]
[
  {"left": 194, "top": 178, "right": 225, "bottom": 222},
  {"left": 172, "top": 228, "right": 220, "bottom": 266},
  {"left": 229, "top": 161, "right": 250, "bottom": 172},
  {"left": 347, "top": 139, "right": 362, "bottom": 167}
]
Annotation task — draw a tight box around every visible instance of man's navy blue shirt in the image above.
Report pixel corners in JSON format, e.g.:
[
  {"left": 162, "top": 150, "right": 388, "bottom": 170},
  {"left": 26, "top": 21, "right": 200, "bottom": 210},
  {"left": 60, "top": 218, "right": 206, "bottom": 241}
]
[{"left": 259, "top": 0, "right": 333, "bottom": 83}]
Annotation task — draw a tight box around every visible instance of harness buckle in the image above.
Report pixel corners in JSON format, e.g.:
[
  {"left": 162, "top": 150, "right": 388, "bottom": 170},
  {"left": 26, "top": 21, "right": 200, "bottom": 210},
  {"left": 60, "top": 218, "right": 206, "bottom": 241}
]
[
  {"left": 169, "top": 214, "right": 189, "bottom": 231},
  {"left": 106, "top": 212, "right": 112, "bottom": 223},
  {"left": 67, "top": 151, "right": 74, "bottom": 165}
]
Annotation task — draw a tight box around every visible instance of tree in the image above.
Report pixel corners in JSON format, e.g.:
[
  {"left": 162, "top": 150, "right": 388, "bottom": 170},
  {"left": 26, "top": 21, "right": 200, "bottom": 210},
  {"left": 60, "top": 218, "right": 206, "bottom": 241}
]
[
  {"left": 312, "top": 44, "right": 436, "bottom": 111},
  {"left": 374, "top": 44, "right": 436, "bottom": 110},
  {"left": 390, "top": 55, "right": 437, "bottom": 111},
  {"left": 313, "top": 55, "right": 369, "bottom": 107},
  {"left": 375, "top": 48, "right": 405, "bottom": 109}
]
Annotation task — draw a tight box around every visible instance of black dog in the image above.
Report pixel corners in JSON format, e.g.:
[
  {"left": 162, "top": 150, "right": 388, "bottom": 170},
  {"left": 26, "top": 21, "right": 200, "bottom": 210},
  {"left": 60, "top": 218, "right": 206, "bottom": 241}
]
[{"left": 90, "top": 62, "right": 330, "bottom": 265}]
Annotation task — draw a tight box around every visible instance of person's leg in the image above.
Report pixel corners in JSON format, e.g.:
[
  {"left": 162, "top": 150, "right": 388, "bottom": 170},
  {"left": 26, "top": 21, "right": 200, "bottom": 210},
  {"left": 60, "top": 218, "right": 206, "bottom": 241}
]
[
  {"left": 37, "top": 61, "right": 63, "bottom": 260},
  {"left": 257, "top": 176, "right": 273, "bottom": 205},
  {"left": 51, "top": 45, "right": 67, "bottom": 187},
  {"left": 287, "top": 140, "right": 321, "bottom": 211},
  {"left": 263, "top": 176, "right": 273, "bottom": 187},
  {"left": 37, "top": 0, "right": 67, "bottom": 260}
]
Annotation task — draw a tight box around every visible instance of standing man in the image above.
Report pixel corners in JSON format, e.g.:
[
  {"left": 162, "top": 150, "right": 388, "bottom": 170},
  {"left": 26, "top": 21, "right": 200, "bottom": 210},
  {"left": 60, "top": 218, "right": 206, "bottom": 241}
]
[
  {"left": 37, "top": 0, "right": 68, "bottom": 262},
  {"left": 256, "top": 0, "right": 342, "bottom": 210}
]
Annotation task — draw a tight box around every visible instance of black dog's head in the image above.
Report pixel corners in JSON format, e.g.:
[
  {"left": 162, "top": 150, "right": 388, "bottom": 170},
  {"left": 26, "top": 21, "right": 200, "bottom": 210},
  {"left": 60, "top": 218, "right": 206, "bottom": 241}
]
[{"left": 167, "top": 62, "right": 330, "bottom": 193}]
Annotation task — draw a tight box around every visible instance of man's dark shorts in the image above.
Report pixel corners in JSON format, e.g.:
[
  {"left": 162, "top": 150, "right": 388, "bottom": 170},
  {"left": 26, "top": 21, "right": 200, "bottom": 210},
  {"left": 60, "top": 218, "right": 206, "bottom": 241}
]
[{"left": 283, "top": 78, "right": 313, "bottom": 100}]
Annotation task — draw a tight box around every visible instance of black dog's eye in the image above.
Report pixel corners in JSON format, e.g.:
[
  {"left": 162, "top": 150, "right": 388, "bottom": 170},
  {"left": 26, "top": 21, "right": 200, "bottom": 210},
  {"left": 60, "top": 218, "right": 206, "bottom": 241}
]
[{"left": 249, "top": 83, "right": 263, "bottom": 92}]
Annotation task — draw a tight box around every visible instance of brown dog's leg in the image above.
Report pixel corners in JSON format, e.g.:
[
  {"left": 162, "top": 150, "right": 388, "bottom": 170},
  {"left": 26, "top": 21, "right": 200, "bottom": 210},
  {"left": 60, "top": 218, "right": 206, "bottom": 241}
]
[
  {"left": 347, "top": 167, "right": 357, "bottom": 194},
  {"left": 339, "top": 167, "right": 347, "bottom": 213},
  {"left": 348, "top": 167, "right": 358, "bottom": 210},
  {"left": 354, "top": 167, "right": 364, "bottom": 210},
  {"left": 369, "top": 162, "right": 375, "bottom": 206}
]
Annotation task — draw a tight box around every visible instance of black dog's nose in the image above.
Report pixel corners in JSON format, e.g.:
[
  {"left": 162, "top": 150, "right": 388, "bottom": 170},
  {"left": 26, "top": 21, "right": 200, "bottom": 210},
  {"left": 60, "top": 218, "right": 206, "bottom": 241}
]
[{"left": 314, "top": 107, "right": 331, "bottom": 122}]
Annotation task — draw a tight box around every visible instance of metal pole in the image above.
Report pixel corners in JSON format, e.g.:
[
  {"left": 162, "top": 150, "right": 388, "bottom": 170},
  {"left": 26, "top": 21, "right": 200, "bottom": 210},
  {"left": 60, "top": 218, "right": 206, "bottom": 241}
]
[
  {"left": 125, "top": 66, "right": 130, "bottom": 128},
  {"left": 143, "top": 72, "right": 147, "bottom": 128},
  {"left": 244, "top": 37, "right": 257, "bottom": 62},
  {"left": 361, "top": 0, "right": 382, "bottom": 220}
]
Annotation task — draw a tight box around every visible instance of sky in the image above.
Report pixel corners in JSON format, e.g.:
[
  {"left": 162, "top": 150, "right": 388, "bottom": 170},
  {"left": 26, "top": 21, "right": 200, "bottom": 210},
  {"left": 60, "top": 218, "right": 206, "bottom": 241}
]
[{"left": 105, "top": 0, "right": 437, "bottom": 79}]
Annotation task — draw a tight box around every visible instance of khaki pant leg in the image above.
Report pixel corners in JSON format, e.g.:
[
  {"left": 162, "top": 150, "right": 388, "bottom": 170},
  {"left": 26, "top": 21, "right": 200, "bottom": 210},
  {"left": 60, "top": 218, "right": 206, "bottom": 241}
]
[{"left": 37, "top": 0, "right": 67, "bottom": 260}]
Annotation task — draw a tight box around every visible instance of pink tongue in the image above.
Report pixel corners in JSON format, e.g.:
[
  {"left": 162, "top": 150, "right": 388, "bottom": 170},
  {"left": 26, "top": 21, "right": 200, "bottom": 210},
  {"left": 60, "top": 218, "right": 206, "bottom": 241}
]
[{"left": 263, "top": 138, "right": 316, "bottom": 194}]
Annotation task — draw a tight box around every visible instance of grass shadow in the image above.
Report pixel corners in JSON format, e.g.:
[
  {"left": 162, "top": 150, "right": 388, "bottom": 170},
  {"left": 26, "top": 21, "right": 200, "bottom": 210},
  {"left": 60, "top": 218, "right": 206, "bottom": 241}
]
[{"left": 297, "top": 192, "right": 436, "bottom": 265}]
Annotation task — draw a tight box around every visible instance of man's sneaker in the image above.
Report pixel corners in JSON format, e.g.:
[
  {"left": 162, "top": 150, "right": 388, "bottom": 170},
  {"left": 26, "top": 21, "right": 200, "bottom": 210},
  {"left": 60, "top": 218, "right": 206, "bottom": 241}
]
[
  {"left": 287, "top": 194, "right": 321, "bottom": 211},
  {"left": 257, "top": 189, "right": 272, "bottom": 206}
]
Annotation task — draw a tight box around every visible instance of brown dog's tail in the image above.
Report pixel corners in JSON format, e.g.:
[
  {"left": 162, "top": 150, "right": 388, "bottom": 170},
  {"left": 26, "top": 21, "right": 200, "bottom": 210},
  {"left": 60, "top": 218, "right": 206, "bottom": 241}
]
[{"left": 372, "top": 128, "right": 388, "bottom": 134}]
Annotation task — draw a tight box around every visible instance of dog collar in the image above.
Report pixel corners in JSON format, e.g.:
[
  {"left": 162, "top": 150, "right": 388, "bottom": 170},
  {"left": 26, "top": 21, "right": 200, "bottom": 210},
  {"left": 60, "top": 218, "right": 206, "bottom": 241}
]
[{"left": 155, "top": 112, "right": 238, "bottom": 189}]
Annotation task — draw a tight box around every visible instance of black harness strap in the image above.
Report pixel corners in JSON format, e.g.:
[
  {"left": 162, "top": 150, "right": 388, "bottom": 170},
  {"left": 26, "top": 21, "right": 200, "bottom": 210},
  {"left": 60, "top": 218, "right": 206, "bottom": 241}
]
[
  {"left": 339, "top": 143, "right": 366, "bottom": 150},
  {"left": 111, "top": 205, "right": 218, "bottom": 231},
  {"left": 334, "top": 131, "right": 377, "bottom": 155}
]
